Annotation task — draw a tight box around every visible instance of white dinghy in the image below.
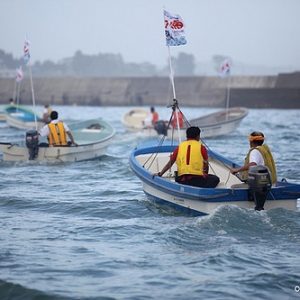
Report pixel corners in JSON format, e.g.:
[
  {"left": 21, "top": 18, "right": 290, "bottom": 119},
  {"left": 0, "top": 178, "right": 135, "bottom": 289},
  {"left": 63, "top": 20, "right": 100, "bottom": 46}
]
[{"left": 0, "top": 118, "right": 115, "bottom": 162}]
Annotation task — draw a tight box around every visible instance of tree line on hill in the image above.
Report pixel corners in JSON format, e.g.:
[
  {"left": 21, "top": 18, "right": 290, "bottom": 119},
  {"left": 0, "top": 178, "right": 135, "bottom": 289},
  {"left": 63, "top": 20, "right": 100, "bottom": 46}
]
[{"left": 0, "top": 49, "right": 197, "bottom": 77}]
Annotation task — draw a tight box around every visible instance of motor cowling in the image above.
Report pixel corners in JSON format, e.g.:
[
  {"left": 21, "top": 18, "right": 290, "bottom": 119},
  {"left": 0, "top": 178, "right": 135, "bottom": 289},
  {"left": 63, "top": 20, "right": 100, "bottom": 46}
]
[
  {"left": 248, "top": 165, "right": 272, "bottom": 211},
  {"left": 26, "top": 130, "right": 39, "bottom": 160},
  {"left": 154, "top": 120, "right": 168, "bottom": 136}
]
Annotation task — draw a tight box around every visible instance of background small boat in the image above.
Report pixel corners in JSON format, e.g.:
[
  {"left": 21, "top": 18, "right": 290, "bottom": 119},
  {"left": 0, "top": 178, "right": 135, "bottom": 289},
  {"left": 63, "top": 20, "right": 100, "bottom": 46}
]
[
  {"left": 4, "top": 105, "right": 44, "bottom": 130},
  {"left": 122, "top": 108, "right": 149, "bottom": 131},
  {"left": 130, "top": 143, "right": 300, "bottom": 216},
  {"left": 189, "top": 107, "right": 248, "bottom": 138},
  {"left": 0, "top": 118, "right": 115, "bottom": 162},
  {"left": 122, "top": 106, "right": 248, "bottom": 139}
]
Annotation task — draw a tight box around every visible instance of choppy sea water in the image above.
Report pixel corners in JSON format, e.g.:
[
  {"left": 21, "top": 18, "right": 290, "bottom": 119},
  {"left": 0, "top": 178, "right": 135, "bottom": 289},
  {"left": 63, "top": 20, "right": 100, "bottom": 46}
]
[{"left": 0, "top": 105, "right": 299, "bottom": 300}]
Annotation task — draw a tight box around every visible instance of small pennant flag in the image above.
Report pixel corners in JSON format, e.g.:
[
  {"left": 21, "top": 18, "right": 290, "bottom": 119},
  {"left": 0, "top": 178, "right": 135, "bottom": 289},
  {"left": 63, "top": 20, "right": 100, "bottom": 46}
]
[
  {"left": 23, "top": 39, "right": 31, "bottom": 64},
  {"left": 16, "top": 66, "right": 24, "bottom": 82},
  {"left": 219, "top": 59, "right": 231, "bottom": 77},
  {"left": 164, "top": 10, "right": 187, "bottom": 46}
]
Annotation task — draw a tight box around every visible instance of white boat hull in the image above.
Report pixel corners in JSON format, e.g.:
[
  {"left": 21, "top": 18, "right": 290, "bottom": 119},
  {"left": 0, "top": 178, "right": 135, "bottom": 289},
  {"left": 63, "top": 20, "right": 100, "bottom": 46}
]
[
  {"left": 5, "top": 113, "right": 44, "bottom": 130},
  {"left": 0, "top": 118, "right": 115, "bottom": 162},
  {"left": 142, "top": 181, "right": 298, "bottom": 215},
  {"left": 0, "top": 140, "right": 111, "bottom": 162},
  {"left": 123, "top": 107, "right": 248, "bottom": 139}
]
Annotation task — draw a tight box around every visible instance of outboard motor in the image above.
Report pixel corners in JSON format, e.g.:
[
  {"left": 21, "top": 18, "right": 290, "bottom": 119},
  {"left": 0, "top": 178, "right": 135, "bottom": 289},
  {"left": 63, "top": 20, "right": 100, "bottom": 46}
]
[
  {"left": 248, "top": 165, "right": 272, "bottom": 211},
  {"left": 25, "top": 130, "right": 39, "bottom": 160},
  {"left": 154, "top": 120, "right": 168, "bottom": 136}
]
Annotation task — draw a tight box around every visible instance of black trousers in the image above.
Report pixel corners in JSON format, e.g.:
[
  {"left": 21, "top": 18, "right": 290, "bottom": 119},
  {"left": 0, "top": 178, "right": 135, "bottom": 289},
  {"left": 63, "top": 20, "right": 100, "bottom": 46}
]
[{"left": 176, "top": 174, "right": 220, "bottom": 188}]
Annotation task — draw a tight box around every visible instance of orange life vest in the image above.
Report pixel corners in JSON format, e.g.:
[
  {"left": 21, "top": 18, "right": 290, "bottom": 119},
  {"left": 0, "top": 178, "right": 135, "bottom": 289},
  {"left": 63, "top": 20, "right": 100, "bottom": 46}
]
[
  {"left": 48, "top": 122, "right": 67, "bottom": 146},
  {"left": 152, "top": 112, "right": 159, "bottom": 124}
]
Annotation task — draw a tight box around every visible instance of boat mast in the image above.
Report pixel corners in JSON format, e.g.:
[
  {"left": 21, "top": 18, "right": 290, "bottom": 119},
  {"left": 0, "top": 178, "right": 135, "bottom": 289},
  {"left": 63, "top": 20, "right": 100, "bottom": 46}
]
[
  {"left": 23, "top": 38, "right": 38, "bottom": 130},
  {"left": 167, "top": 46, "right": 182, "bottom": 143}
]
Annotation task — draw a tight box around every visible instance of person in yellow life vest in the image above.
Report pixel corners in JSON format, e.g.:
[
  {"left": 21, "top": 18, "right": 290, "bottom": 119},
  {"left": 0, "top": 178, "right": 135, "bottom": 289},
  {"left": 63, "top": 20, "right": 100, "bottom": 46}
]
[
  {"left": 154, "top": 126, "right": 220, "bottom": 188},
  {"left": 39, "top": 111, "right": 77, "bottom": 146},
  {"left": 230, "top": 131, "right": 277, "bottom": 184}
]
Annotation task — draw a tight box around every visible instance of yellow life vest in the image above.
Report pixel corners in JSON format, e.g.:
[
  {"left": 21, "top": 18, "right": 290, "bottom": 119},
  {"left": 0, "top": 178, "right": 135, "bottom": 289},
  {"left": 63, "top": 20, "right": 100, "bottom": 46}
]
[
  {"left": 244, "top": 144, "right": 277, "bottom": 184},
  {"left": 48, "top": 122, "right": 67, "bottom": 146},
  {"left": 176, "top": 140, "right": 204, "bottom": 176}
]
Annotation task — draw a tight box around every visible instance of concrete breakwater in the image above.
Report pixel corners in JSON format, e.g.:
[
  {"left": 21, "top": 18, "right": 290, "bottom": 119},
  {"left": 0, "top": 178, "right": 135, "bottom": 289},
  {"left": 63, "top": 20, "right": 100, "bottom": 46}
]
[{"left": 0, "top": 73, "right": 299, "bottom": 108}]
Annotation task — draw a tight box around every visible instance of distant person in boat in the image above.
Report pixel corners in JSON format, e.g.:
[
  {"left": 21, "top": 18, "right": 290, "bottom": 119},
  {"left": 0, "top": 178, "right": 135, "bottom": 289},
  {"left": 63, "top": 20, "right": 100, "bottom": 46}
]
[
  {"left": 230, "top": 131, "right": 277, "bottom": 184},
  {"left": 39, "top": 110, "right": 78, "bottom": 146},
  {"left": 9, "top": 98, "right": 15, "bottom": 105},
  {"left": 42, "top": 104, "right": 52, "bottom": 124},
  {"left": 143, "top": 106, "right": 159, "bottom": 127},
  {"left": 154, "top": 126, "right": 220, "bottom": 188},
  {"left": 171, "top": 110, "right": 184, "bottom": 129}
]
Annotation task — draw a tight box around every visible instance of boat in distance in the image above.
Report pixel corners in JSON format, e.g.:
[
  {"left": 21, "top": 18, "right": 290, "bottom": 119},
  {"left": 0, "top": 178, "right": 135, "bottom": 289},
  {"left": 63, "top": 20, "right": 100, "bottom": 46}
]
[
  {"left": 4, "top": 105, "right": 44, "bottom": 130},
  {"left": 123, "top": 107, "right": 248, "bottom": 139},
  {"left": 129, "top": 143, "right": 300, "bottom": 216},
  {"left": 0, "top": 118, "right": 115, "bottom": 162}
]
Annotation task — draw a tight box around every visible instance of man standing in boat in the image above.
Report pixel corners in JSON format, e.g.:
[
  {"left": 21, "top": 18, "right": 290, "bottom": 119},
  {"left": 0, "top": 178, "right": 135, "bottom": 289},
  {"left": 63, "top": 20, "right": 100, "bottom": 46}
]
[
  {"left": 230, "top": 131, "right": 277, "bottom": 184},
  {"left": 154, "top": 126, "right": 220, "bottom": 188},
  {"left": 39, "top": 111, "right": 77, "bottom": 146}
]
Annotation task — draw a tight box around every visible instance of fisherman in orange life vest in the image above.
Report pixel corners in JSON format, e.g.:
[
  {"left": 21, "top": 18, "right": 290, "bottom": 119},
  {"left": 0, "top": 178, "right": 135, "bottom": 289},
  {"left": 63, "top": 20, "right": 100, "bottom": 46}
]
[
  {"left": 150, "top": 106, "right": 159, "bottom": 125},
  {"left": 230, "top": 131, "right": 277, "bottom": 184},
  {"left": 154, "top": 126, "right": 220, "bottom": 188},
  {"left": 39, "top": 111, "right": 78, "bottom": 146},
  {"left": 143, "top": 106, "right": 159, "bottom": 127},
  {"left": 171, "top": 110, "right": 184, "bottom": 128}
]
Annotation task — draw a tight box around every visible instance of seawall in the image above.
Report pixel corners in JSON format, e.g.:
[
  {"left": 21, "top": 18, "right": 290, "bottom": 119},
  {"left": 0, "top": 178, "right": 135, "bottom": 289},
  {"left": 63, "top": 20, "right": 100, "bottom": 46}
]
[{"left": 0, "top": 72, "right": 299, "bottom": 108}]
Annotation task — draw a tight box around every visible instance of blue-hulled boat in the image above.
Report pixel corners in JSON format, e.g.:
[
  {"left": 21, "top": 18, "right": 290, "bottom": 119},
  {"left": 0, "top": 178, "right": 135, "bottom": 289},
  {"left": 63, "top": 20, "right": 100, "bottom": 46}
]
[
  {"left": 4, "top": 105, "right": 43, "bottom": 129},
  {"left": 130, "top": 143, "right": 300, "bottom": 216}
]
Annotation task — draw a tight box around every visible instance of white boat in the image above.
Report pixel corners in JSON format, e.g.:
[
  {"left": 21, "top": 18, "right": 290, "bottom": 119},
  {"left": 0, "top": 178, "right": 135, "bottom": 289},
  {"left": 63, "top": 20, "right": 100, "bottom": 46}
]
[
  {"left": 122, "top": 108, "right": 149, "bottom": 131},
  {"left": 130, "top": 143, "right": 300, "bottom": 216},
  {"left": 0, "top": 118, "right": 115, "bottom": 162},
  {"left": 189, "top": 107, "right": 248, "bottom": 138},
  {"left": 122, "top": 107, "right": 248, "bottom": 139},
  {"left": 3, "top": 105, "right": 44, "bottom": 130}
]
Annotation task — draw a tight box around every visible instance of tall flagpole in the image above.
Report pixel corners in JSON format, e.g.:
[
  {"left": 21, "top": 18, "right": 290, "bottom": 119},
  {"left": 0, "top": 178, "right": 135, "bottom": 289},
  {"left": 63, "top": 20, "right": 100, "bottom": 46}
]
[
  {"left": 164, "top": 9, "right": 186, "bottom": 143},
  {"left": 24, "top": 38, "right": 38, "bottom": 130},
  {"left": 167, "top": 46, "right": 176, "bottom": 100},
  {"left": 225, "top": 76, "right": 231, "bottom": 121},
  {"left": 28, "top": 62, "right": 37, "bottom": 130},
  {"left": 167, "top": 46, "right": 181, "bottom": 142}
]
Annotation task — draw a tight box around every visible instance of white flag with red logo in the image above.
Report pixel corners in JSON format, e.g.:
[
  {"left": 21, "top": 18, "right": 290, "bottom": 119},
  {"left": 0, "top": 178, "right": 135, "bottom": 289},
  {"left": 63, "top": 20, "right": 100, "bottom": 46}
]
[
  {"left": 219, "top": 59, "right": 231, "bottom": 77},
  {"left": 23, "top": 39, "right": 31, "bottom": 64},
  {"left": 164, "top": 10, "right": 187, "bottom": 46},
  {"left": 16, "top": 66, "right": 24, "bottom": 82}
]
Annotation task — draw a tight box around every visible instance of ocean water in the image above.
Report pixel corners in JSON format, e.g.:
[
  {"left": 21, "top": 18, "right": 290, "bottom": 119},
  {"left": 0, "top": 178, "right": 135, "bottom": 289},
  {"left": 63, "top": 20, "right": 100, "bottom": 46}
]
[{"left": 0, "top": 105, "right": 299, "bottom": 300}]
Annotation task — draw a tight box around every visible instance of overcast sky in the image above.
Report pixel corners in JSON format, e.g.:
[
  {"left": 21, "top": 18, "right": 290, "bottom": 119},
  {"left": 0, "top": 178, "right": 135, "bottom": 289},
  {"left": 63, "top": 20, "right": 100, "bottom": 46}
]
[{"left": 1, "top": 0, "right": 300, "bottom": 71}]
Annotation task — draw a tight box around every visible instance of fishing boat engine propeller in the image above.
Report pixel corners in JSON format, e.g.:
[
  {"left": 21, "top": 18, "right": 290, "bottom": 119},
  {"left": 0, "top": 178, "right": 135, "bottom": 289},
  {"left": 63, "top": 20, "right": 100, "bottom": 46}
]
[
  {"left": 25, "top": 130, "right": 39, "bottom": 160},
  {"left": 248, "top": 165, "right": 272, "bottom": 211}
]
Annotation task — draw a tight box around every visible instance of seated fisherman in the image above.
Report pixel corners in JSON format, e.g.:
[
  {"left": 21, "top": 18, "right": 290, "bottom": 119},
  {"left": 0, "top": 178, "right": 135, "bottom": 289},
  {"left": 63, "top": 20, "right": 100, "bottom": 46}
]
[
  {"left": 154, "top": 126, "right": 220, "bottom": 188},
  {"left": 39, "top": 111, "right": 77, "bottom": 146}
]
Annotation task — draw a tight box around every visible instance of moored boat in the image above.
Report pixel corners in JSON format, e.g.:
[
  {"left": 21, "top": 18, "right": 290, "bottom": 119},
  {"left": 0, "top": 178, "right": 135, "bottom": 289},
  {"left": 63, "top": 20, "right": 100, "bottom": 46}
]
[{"left": 0, "top": 118, "right": 115, "bottom": 162}]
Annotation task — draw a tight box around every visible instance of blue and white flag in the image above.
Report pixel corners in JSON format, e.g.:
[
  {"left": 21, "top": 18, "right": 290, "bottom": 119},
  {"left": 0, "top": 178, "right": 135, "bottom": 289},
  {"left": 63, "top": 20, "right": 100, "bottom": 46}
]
[
  {"left": 164, "top": 10, "right": 187, "bottom": 46},
  {"left": 16, "top": 66, "right": 24, "bottom": 82},
  {"left": 23, "top": 39, "right": 31, "bottom": 64},
  {"left": 219, "top": 59, "right": 231, "bottom": 77}
]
